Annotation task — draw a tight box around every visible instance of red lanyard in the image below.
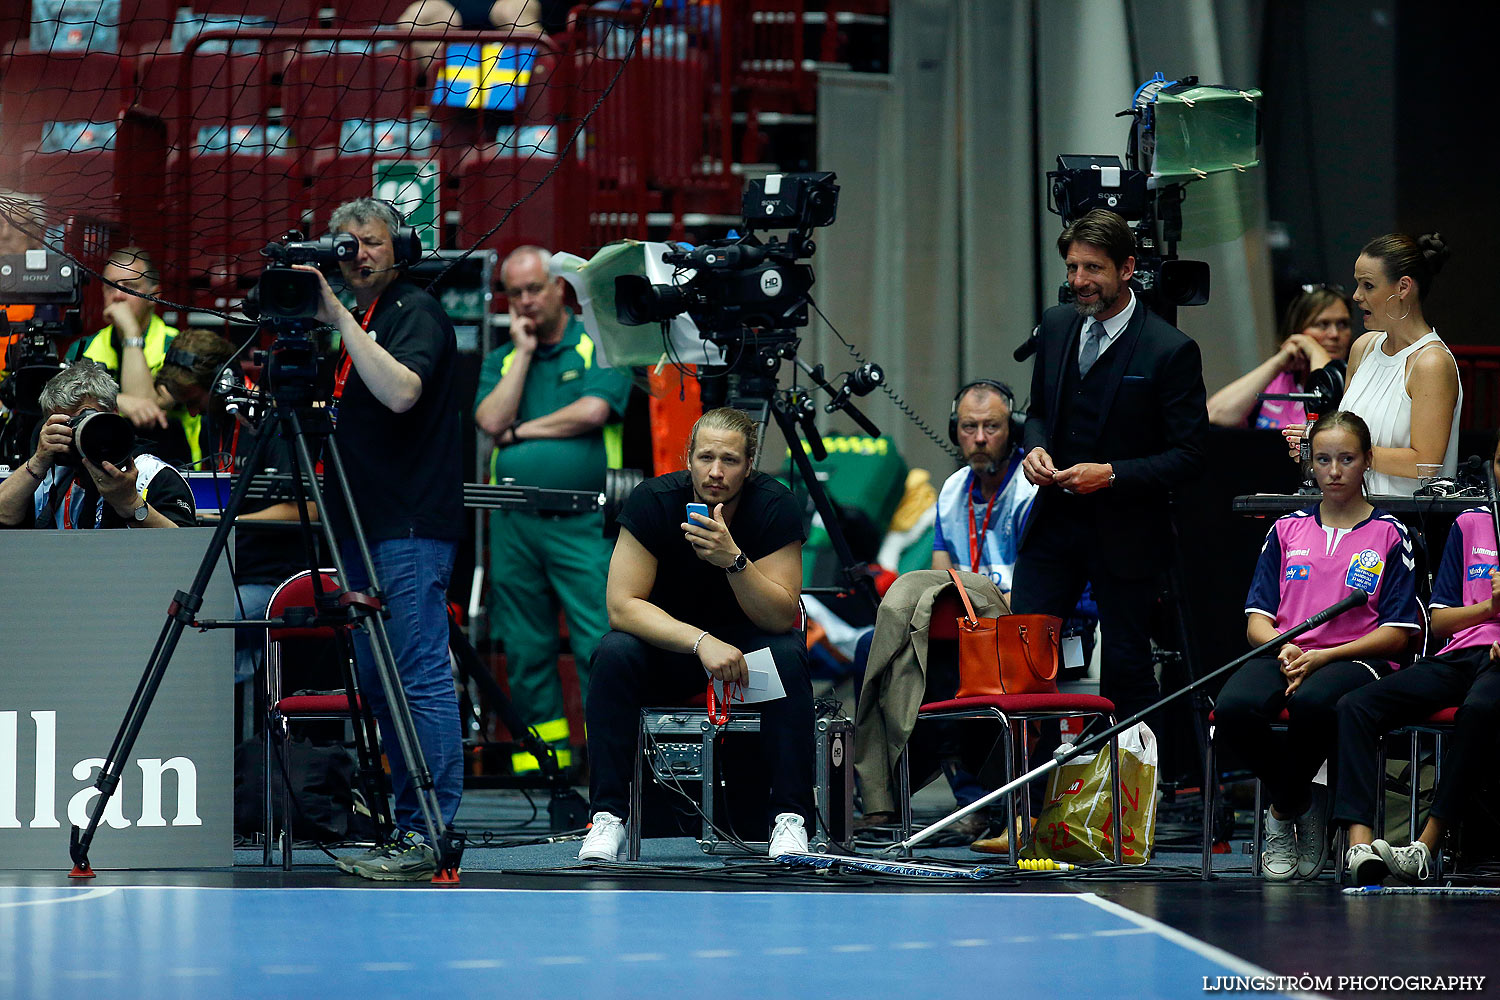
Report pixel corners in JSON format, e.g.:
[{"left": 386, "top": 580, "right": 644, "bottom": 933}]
[
  {"left": 706, "top": 680, "right": 742, "bottom": 724},
  {"left": 332, "top": 297, "right": 382, "bottom": 402},
  {"left": 967, "top": 477, "right": 1000, "bottom": 573}
]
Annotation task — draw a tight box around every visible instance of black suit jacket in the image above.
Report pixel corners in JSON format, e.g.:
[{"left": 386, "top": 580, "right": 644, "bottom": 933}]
[{"left": 1020, "top": 297, "right": 1208, "bottom": 570}]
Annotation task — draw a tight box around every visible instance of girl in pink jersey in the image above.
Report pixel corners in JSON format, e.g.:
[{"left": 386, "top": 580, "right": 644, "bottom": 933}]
[
  {"left": 1217, "top": 411, "right": 1422, "bottom": 880},
  {"left": 1334, "top": 434, "right": 1500, "bottom": 885}
]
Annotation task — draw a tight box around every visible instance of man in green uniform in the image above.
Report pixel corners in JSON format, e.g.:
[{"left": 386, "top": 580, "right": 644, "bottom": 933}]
[
  {"left": 474, "top": 245, "right": 634, "bottom": 772},
  {"left": 68, "top": 247, "right": 198, "bottom": 466}
]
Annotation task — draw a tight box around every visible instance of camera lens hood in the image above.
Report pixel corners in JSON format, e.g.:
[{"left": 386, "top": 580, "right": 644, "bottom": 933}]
[{"left": 73, "top": 410, "right": 136, "bottom": 468}]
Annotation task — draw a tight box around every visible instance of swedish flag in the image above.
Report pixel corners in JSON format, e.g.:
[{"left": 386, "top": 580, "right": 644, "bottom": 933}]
[{"left": 432, "top": 43, "right": 536, "bottom": 111}]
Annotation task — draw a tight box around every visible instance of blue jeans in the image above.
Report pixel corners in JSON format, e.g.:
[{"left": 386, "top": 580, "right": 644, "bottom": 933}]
[
  {"left": 234, "top": 582, "right": 277, "bottom": 685},
  {"left": 341, "top": 536, "right": 462, "bottom": 834}
]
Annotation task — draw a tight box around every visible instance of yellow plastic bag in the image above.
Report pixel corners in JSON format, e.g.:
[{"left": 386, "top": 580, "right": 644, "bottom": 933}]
[{"left": 1022, "top": 722, "right": 1159, "bottom": 865}]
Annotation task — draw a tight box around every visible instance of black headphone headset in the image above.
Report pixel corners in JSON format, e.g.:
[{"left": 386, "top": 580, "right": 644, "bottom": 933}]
[
  {"left": 948, "top": 379, "right": 1021, "bottom": 447},
  {"left": 163, "top": 345, "right": 248, "bottom": 399},
  {"left": 163, "top": 346, "right": 198, "bottom": 370},
  {"left": 373, "top": 199, "right": 423, "bottom": 269}
]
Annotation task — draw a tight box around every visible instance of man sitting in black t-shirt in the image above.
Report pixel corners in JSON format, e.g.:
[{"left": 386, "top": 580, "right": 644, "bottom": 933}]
[{"left": 578, "top": 407, "right": 815, "bottom": 862}]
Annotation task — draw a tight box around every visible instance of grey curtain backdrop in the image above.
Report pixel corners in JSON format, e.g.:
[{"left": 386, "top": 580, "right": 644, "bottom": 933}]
[{"left": 808, "top": 0, "right": 1273, "bottom": 476}]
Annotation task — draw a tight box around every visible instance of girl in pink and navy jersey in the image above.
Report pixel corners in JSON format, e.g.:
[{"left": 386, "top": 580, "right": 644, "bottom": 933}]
[
  {"left": 1334, "top": 434, "right": 1500, "bottom": 885},
  {"left": 1216, "top": 411, "right": 1421, "bottom": 881}
]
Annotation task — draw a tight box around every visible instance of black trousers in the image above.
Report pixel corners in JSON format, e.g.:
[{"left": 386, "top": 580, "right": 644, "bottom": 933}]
[
  {"left": 1012, "top": 508, "right": 1162, "bottom": 722},
  {"left": 585, "top": 627, "right": 815, "bottom": 827},
  {"left": 1013, "top": 507, "right": 1164, "bottom": 817},
  {"left": 1215, "top": 655, "right": 1384, "bottom": 817},
  {"left": 1332, "top": 643, "right": 1500, "bottom": 828}
]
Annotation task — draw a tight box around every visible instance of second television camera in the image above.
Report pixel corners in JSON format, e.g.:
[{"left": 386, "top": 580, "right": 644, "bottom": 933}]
[{"left": 614, "top": 172, "right": 839, "bottom": 342}]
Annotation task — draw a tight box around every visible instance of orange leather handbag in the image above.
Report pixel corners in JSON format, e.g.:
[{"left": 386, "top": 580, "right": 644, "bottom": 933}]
[{"left": 945, "top": 569, "right": 1061, "bottom": 697}]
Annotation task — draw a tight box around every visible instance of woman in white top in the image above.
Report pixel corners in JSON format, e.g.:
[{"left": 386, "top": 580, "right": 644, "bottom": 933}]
[{"left": 1284, "top": 233, "right": 1461, "bottom": 496}]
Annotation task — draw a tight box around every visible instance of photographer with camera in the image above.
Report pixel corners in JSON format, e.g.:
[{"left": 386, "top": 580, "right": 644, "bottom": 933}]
[
  {"left": 0, "top": 360, "right": 195, "bottom": 529},
  {"left": 289, "top": 197, "right": 465, "bottom": 881}
]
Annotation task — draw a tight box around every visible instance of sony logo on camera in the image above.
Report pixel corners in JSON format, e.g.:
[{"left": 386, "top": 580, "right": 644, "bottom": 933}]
[{"left": 0, "top": 710, "right": 202, "bottom": 829}]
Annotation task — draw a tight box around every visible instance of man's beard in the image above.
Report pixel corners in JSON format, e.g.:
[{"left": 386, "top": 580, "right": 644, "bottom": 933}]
[
  {"left": 967, "top": 451, "right": 1001, "bottom": 477},
  {"left": 1073, "top": 287, "right": 1120, "bottom": 318}
]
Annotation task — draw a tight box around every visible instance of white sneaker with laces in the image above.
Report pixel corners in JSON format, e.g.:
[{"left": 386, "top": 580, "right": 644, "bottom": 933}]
[
  {"left": 1261, "top": 814, "right": 1297, "bottom": 881},
  {"left": 1372, "top": 839, "right": 1431, "bottom": 885},
  {"left": 1344, "top": 843, "right": 1388, "bottom": 886},
  {"left": 768, "top": 812, "right": 809, "bottom": 858},
  {"left": 578, "top": 811, "right": 627, "bottom": 862},
  {"left": 1294, "top": 792, "right": 1329, "bottom": 880}
]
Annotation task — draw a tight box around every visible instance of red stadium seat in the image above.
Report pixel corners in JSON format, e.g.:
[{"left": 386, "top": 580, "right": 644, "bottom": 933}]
[
  {"left": 0, "top": 49, "right": 134, "bottom": 154},
  {"left": 134, "top": 51, "right": 282, "bottom": 148},
  {"left": 119, "top": 0, "right": 182, "bottom": 49},
  {"left": 166, "top": 149, "right": 304, "bottom": 302},
  {"left": 450, "top": 147, "right": 586, "bottom": 264},
  {"left": 302, "top": 148, "right": 444, "bottom": 236},
  {"left": 281, "top": 50, "right": 426, "bottom": 150}
]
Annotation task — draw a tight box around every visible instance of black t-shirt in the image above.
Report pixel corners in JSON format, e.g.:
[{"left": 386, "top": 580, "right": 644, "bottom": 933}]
[
  {"left": 615, "top": 470, "right": 805, "bottom": 632},
  {"left": 328, "top": 279, "right": 464, "bottom": 542}
]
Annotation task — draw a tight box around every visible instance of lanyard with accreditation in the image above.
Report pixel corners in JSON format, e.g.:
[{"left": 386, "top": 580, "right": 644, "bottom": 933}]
[
  {"left": 330, "top": 295, "right": 381, "bottom": 426},
  {"left": 967, "top": 473, "right": 1000, "bottom": 573}
]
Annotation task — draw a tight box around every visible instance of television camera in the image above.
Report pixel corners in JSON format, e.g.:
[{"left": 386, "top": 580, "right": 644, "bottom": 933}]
[
  {"left": 1043, "top": 74, "right": 1263, "bottom": 326},
  {"left": 0, "top": 250, "right": 83, "bottom": 467},
  {"left": 614, "top": 172, "right": 884, "bottom": 609}
]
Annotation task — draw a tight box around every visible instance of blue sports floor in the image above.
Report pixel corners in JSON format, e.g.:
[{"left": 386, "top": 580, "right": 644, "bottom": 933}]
[{"left": 0, "top": 885, "right": 1291, "bottom": 1000}]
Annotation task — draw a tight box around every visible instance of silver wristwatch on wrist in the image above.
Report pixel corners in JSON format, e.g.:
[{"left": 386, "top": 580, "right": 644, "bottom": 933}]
[
  {"left": 129, "top": 499, "right": 149, "bottom": 524},
  {"left": 123, "top": 336, "right": 146, "bottom": 349},
  {"left": 725, "top": 552, "right": 748, "bottom": 574}
]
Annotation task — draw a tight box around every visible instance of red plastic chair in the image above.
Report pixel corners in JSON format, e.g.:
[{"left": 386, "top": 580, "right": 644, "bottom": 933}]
[
  {"left": 262, "top": 569, "right": 368, "bottom": 868},
  {"left": 895, "top": 591, "right": 1122, "bottom": 864}
]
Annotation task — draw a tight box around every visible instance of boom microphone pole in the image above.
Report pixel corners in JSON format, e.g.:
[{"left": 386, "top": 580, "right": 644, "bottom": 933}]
[{"left": 887, "top": 589, "right": 1370, "bottom": 856}]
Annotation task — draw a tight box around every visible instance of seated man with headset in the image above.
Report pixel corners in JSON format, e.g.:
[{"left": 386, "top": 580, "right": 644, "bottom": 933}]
[{"left": 857, "top": 379, "right": 1096, "bottom": 849}]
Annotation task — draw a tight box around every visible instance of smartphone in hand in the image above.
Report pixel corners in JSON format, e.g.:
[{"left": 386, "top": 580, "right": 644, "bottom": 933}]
[{"left": 685, "top": 502, "right": 710, "bottom": 522}]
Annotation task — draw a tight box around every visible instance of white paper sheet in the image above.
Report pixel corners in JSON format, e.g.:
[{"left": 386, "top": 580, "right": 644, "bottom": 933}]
[{"left": 708, "top": 646, "right": 787, "bottom": 706}]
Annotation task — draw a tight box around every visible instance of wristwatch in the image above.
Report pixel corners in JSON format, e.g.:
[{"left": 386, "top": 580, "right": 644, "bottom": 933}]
[
  {"left": 129, "top": 499, "right": 149, "bottom": 524},
  {"left": 123, "top": 337, "right": 145, "bottom": 349},
  {"left": 725, "top": 552, "right": 748, "bottom": 574}
]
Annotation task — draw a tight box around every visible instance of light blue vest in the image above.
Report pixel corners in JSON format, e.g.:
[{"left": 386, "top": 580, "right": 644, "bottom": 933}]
[{"left": 936, "top": 455, "right": 1036, "bottom": 593}]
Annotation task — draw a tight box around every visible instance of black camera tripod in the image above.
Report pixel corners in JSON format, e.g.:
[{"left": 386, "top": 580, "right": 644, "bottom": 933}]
[
  {"left": 701, "top": 333, "right": 883, "bottom": 612},
  {"left": 69, "top": 336, "right": 463, "bottom": 880}
]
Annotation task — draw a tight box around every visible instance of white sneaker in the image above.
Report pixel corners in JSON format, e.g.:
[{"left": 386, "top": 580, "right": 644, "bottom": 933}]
[
  {"left": 1344, "top": 843, "right": 1388, "bottom": 886},
  {"left": 1372, "top": 839, "right": 1431, "bottom": 885},
  {"left": 578, "top": 812, "right": 627, "bottom": 862},
  {"left": 768, "top": 812, "right": 809, "bottom": 858},
  {"left": 1261, "top": 814, "right": 1297, "bottom": 881},
  {"left": 1294, "top": 792, "right": 1329, "bottom": 880}
]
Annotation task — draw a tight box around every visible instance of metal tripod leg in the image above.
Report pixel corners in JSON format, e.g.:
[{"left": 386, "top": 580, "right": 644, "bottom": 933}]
[{"left": 70, "top": 420, "right": 281, "bottom": 875}]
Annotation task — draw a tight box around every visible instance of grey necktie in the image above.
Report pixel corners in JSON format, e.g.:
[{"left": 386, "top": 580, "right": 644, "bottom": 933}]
[{"left": 1079, "top": 320, "right": 1107, "bottom": 378}]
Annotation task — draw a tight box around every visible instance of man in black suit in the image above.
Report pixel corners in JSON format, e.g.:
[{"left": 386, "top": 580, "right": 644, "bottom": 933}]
[{"left": 1013, "top": 209, "right": 1208, "bottom": 723}]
